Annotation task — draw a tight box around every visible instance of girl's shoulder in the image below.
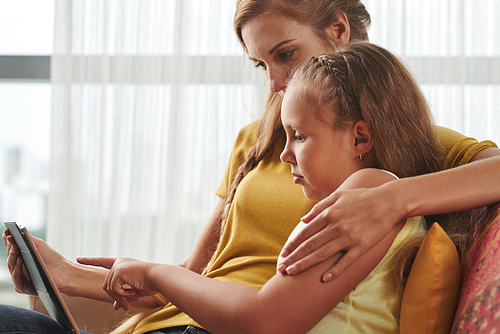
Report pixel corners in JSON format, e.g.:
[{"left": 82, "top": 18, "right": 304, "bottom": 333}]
[{"left": 340, "top": 168, "right": 398, "bottom": 191}]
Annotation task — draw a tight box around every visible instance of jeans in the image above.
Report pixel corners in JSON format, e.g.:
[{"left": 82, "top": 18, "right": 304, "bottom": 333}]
[
  {"left": 146, "top": 326, "right": 211, "bottom": 334},
  {"left": 0, "top": 304, "right": 91, "bottom": 334},
  {"left": 0, "top": 304, "right": 210, "bottom": 334}
]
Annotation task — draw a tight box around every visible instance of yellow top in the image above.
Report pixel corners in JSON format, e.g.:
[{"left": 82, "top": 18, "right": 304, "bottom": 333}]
[
  {"left": 132, "top": 121, "right": 496, "bottom": 333},
  {"left": 281, "top": 216, "right": 424, "bottom": 333}
]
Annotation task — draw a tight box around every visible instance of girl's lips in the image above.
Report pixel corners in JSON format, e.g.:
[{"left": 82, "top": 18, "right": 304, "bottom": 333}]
[{"left": 292, "top": 174, "right": 303, "bottom": 184}]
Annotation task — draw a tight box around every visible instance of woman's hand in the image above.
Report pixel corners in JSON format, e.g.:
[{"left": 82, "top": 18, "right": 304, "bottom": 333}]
[
  {"left": 2, "top": 228, "right": 71, "bottom": 295},
  {"left": 78, "top": 257, "right": 159, "bottom": 311},
  {"left": 277, "top": 184, "right": 404, "bottom": 282}
]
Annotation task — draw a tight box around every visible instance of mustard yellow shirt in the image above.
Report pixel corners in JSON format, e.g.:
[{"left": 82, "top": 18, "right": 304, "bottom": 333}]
[{"left": 132, "top": 121, "right": 496, "bottom": 333}]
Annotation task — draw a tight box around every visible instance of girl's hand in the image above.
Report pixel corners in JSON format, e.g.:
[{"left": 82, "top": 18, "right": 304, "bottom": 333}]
[
  {"left": 2, "top": 229, "right": 71, "bottom": 295},
  {"left": 78, "top": 257, "right": 159, "bottom": 311},
  {"left": 277, "top": 185, "right": 403, "bottom": 282}
]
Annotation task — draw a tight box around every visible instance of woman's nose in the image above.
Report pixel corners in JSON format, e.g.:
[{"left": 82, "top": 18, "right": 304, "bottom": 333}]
[{"left": 267, "top": 68, "right": 287, "bottom": 93}]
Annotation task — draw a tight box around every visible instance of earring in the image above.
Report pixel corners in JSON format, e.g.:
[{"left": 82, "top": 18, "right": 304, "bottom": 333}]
[{"left": 359, "top": 151, "right": 364, "bottom": 161}]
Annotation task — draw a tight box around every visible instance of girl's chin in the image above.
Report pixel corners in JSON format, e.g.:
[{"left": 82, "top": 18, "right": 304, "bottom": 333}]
[{"left": 302, "top": 187, "right": 321, "bottom": 202}]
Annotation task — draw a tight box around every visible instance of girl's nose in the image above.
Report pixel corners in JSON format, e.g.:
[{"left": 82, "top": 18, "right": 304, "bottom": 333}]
[{"left": 280, "top": 143, "right": 295, "bottom": 164}]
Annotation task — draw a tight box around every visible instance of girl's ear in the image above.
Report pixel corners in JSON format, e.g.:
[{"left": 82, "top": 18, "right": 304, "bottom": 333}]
[
  {"left": 325, "top": 11, "right": 350, "bottom": 46},
  {"left": 352, "top": 120, "right": 373, "bottom": 155}
]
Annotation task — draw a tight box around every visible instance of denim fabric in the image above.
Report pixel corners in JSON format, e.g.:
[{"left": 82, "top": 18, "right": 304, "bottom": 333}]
[
  {"left": 0, "top": 304, "right": 209, "bottom": 334},
  {"left": 146, "top": 325, "right": 211, "bottom": 334},
  {"left": 0, "top": 304, "right": 91, "bottom": 334}
]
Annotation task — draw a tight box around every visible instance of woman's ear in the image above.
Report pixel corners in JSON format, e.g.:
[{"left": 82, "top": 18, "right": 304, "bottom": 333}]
[
  {"left": 352, "top": 120, "right": 373, "bottom": 155},
  {"left": 325, "top": 11, "right": 350, "bottom": 46}
]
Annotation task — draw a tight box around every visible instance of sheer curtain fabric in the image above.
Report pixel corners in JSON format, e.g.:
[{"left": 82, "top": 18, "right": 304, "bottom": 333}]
[
  {"left": 49, "top": 0, "right": 265, "bottom": 263},
  {"left": 48, "top": 0, "right": 500, "bottom": 264}
]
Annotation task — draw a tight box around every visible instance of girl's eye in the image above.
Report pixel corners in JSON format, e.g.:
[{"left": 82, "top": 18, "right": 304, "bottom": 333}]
[{"left": 293, "top": 133, "right": 305, "bottom": 142}]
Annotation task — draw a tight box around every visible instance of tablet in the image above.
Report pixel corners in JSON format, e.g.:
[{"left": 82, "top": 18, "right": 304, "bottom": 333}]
[{"left": 4, "top": 222, "right": 80, "bottom": 334}]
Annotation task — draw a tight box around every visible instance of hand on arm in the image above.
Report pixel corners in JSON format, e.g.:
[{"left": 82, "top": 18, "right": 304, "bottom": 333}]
[
  {"left": 279, "top": 148, "right": 500, "bottom": 282},
  {"left": 278, "top": 183, "right": 402, "bottom": 282}
]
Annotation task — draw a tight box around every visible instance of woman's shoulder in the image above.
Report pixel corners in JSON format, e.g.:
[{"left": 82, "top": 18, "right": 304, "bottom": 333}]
[{"left": 233, "top": 119, "right": 260, "bottom": 148}]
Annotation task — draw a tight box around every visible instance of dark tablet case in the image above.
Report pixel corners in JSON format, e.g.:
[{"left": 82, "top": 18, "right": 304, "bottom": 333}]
[{"left": 4, "top": 222, "right": 80, "bottom": 334}]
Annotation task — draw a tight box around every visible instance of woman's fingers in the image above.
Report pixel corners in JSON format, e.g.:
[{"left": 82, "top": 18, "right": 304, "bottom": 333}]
[
  {"left": 279, "top": 223, "right": 351, "bottom": 275},
  {"left": 280, "top": 192, "right": 341, "bottom": 259},
  {"left": 77, "top": 256, "right": 117, "bottom": 269},
  {"left": 320, "top": 247, "right": 366, "bottom": 282},
  {"left": 4, "top": 232, "right": 36, "bottom": 295}
]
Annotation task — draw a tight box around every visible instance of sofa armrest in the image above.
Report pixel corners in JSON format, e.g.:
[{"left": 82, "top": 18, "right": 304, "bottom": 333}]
[
  {"left": 29, "top": 295, "right": 141, "bottom": 334},
  {"left": 451, "top": 202, "right": 500, "bottom": 333}
]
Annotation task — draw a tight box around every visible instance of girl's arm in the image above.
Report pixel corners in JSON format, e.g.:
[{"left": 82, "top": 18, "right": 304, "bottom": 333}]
[
  {"left": 278, "top": 149, "right": 500, "bottom": 281},
  {"left": 80, "top": 169, "right": 405, "bottom": 334}
]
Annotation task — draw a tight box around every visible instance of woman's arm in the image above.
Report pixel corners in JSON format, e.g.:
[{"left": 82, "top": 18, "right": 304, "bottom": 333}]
[
  {"left": 180, "top": 197, "right": 225, "bottom": 273},
  {"left": 80, "top": 169, "right": 405, "bottom": 334},
  {"left": 2, "top": 228, "right": 112, "bottom": 302},
  {"left": 2, "top": 197, "right": 226, "bottom": 305},
  {"left": 278, "top": 149, "right": 500, "bottom": 281}
]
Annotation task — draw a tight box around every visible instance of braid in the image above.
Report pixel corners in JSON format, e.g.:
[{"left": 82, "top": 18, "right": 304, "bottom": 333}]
[{"left": 203, "top": 93, "right": 284, "bottom": 274}]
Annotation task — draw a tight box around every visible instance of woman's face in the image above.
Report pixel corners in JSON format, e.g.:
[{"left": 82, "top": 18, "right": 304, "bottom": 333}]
[{"left": 241, "top": 13, "right": 336, "bottom": 94}]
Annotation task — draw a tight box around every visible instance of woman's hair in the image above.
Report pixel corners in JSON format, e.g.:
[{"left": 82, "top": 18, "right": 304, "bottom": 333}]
[
  {"left": 288, "top": 42, "right": 445, "bottom": 179},
  {"left": 216, "top": 0, "right": 372, "bottom": 258}
]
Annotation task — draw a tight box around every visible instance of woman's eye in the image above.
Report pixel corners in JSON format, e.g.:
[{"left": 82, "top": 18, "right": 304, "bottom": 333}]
[
  {"left": 254, "top": 61, "right": 266, "bottom": 70},
  {"left": 278, "top": 50, "right": 295, "bottom": 61}
]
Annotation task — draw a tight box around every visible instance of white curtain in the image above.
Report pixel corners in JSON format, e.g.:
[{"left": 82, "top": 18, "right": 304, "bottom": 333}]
[
  {"left": 48, "top": 0, "right": 266, "bottom": 263},
  {"left": 48, "top": 0, "right": 500, "bottom": 264},
  {"left": 364, "top": 0, "right": 500, "bottom": 144}
]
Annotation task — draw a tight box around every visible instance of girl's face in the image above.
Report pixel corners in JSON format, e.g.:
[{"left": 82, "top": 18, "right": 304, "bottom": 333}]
[
  {"left": 241, "top": 13, "right": 335, "bottom": 95},
  {"left": 280, "top": 86, "right": 360, "bottom": 202}
]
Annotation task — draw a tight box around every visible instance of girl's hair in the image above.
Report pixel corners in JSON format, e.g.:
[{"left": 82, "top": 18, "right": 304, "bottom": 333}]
[
  {"left": 288, "top": 42, "right": 445, "bottom": 179},
  {"left": 216, "top": 0, "right": 372, "bottom": 260},
  {"left": 288, "top": 42, "right": 455, "bottom": 291}
]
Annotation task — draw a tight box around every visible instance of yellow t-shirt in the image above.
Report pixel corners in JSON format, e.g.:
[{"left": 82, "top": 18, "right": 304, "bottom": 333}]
[{"left": 132, "top": 121, "right": 496, "bottom": 333}]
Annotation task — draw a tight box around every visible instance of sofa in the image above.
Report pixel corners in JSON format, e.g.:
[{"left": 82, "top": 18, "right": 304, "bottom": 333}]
[{"left": 30, "top": 202, "right": 500, "bottom": 334}]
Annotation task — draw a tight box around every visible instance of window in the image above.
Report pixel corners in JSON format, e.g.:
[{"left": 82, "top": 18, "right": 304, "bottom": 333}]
[{"left": 0, "top": 0, "right": 54, "bottom": 307}]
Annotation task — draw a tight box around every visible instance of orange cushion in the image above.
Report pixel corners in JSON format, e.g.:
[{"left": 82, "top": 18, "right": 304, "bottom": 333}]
[{"left": 400, "top": 223, "right": 461, "bottom": 334}]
